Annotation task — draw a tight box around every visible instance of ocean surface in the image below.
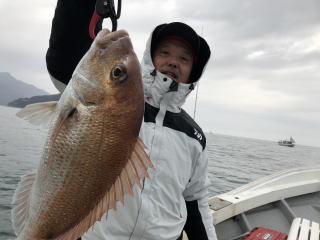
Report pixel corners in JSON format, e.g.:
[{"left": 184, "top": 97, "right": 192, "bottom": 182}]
[{"left": 0, "top": 105, "right": 319, "bottom": 239}]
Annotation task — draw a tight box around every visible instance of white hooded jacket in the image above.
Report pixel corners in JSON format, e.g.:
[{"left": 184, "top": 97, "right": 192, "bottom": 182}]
[{"left": 81, "top": 30, "right": 217, "bottom": 240}]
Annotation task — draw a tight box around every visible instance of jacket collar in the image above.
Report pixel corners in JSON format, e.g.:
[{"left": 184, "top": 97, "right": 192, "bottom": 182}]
[{"left": 140, "top": 34, "right": 197, "bottom": 113}]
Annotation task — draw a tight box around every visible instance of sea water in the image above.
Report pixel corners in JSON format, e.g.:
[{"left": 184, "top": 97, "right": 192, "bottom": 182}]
[{"left": 0, "top": 105, "right": 319, "bottom": 239}]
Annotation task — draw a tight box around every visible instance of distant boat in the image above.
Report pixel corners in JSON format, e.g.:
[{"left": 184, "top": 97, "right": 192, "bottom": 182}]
[{"left": 278, "top": 136, "right": 295, "bottom": 147}]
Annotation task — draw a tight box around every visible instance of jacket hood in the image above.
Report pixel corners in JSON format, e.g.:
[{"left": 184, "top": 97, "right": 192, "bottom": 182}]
[
  {"left": 141, "top": 23, "right": 210, "bottom": 112},
  {"left": 141, "top": 33, "right": 195, "bottom": 112}
]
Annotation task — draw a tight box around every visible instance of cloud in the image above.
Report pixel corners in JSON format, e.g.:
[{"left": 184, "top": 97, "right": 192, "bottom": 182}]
[
  {"left": 0, "top": 0, "right": 56, "bottom": 92},
  {"left": 246, "top": 50, "right": 266, "bottom": 60},
  {"left": 0, "top": 0, "right": 319, "bottom": 146}
]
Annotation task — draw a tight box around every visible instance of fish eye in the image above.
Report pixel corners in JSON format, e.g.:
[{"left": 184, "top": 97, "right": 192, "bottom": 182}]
[{"left": 110, "top": 64, "right": 127, "bottom": 82}]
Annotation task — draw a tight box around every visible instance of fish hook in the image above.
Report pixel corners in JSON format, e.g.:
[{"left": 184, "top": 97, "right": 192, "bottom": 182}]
[{"left": 89, "top": 0, "right": 122, "bottom": 39}]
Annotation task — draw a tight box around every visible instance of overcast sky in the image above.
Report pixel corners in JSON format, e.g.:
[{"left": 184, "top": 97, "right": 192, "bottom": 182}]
[{"left": 1, "top": 0, "right": 319, "bottom": 147}]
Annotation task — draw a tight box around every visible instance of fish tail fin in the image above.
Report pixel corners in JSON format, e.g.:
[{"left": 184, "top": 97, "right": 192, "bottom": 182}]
[{"left": 11, "top": 172, "right": 37, "bottom": 237}]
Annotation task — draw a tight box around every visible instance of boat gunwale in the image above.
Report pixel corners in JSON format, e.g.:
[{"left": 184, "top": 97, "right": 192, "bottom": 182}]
[{"left": 210, "top": 166, "right": 320, "bottom": 224}]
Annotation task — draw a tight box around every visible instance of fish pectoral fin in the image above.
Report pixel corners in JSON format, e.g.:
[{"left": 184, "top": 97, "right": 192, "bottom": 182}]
[
  {"left": 16, "top": 101, "right": 58, "bottom": 127},
  {"left": 11, "top": 172, "right": 37, "bottom": 236}
]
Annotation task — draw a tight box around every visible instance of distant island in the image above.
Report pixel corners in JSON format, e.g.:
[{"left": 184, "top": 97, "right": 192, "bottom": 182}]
[
  {"left": 8, "top": 94, "right": 61, "bottom": 108},
  {"left": 0, "top": 72, "right": 60, "bottom": 108}
]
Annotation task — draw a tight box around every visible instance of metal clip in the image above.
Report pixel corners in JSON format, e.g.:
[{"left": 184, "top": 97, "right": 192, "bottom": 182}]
[{"left": 89, "top": 0, "right": 122, "bottom": 39}]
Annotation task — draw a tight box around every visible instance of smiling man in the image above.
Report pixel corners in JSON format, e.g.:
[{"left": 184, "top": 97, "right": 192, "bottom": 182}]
[
  {"left": 153, "top": 38, "right": 194, "bottom": 83},
  {"left": 46, "top": 1, "right": 215, "bottom": 238}
]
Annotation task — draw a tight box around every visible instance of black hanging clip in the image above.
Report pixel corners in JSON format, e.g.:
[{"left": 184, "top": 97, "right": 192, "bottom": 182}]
[{"left": 89, "top": 0, "right": 122, "bottom": 39}]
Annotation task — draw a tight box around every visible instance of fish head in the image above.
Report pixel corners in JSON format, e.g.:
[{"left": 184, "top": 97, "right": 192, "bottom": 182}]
[
  {"left": 51, "top": 29, "right": 144, "bottom": 141},
  {"left": 71, "top": 29, "right": 143, "bottom": 109}
]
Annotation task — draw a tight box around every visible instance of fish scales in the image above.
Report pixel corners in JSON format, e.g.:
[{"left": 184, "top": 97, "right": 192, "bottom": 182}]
[{"left": 12, "top": 29, "right": 152, "bottom": 240}]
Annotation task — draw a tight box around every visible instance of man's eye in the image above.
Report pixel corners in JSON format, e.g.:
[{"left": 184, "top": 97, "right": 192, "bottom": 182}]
[
  {"left": 181, "top": 56, "right": 189, "bottom": 62},
  {"left": 161, "top": 50, "right": 169, "bottom": 55}
]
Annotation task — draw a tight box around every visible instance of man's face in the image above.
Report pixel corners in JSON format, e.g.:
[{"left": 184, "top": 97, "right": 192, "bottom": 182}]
[{"left": 153, "top": 38, "right": 194, "bottom": 84}]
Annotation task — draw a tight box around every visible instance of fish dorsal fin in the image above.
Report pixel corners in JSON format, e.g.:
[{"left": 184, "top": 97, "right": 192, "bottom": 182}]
[
  {"left": 111, "top": 137, "right": 153, "bottom": 205},
  {"left": 16, "top": 101, "right": 58, "bottom": 127},
  {"left": 54, "top": 138, "right": 154, "bottom": 240},
  {"left": 11, "top": 172, "right": 36, "bottom": 235}
]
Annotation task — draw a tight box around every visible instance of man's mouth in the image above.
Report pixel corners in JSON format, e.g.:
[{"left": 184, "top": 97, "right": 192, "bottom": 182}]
[{"left": 162, "top": 71, "right": 177, "bottom": 80}]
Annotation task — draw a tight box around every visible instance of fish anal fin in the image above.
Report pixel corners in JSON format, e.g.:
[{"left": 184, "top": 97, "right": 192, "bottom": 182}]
[
  {"left": 11, "top": 172, "right": 37, "bottom": 236},
  {"left": 16, "top": 101, "right": 58, "bottom": 127},
  {"left": 53, "top": 138, "right": 153, "bottom": 240}
]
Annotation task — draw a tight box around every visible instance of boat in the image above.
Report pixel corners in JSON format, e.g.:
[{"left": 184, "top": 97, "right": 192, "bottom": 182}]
[
  {"left": 278, "top": 136, "right": 296, "bottom": 147},
  {"left": 208, "top": 166, "right": 320, "bottom": 240}
]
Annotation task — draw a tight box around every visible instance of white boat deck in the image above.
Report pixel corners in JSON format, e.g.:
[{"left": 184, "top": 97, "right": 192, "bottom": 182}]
[
  {"left": 288, "top": 218, "right": 319, "bottom": 240},
  {"left": 210, "top": 166, "right": 320, "bottom": 225},
  {"left": 208, "top": 166, "right": 320, "bottom": 240}
]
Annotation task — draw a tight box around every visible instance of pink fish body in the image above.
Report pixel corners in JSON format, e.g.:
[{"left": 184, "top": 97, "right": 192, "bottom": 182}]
[{"left": 12, "top": 29, "right": 152, "bottom": 240}]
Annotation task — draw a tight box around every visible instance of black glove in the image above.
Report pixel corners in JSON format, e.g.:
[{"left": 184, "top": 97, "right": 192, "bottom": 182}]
[{"left": 46, "top": 0, "right": 102, "bottom": 86}]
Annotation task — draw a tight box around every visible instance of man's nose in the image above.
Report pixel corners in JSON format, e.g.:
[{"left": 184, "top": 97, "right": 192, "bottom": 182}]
[{"left": 167, "top": 56, "right": 178, "bottom": 68}]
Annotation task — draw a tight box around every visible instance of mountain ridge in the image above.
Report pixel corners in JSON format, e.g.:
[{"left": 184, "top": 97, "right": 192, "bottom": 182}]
[{"left": 0, "top": 72, "right": 50, "bottom": 105}]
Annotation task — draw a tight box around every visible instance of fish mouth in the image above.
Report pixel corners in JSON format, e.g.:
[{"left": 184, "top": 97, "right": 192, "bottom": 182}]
[{"left": 95, "top": 29, "right": 132, "bottom": 51}]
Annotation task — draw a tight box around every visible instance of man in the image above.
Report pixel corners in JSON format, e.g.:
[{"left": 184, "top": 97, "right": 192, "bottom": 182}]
[{"left": 46, "top": 1, "right": 216, "bottom": 239}]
